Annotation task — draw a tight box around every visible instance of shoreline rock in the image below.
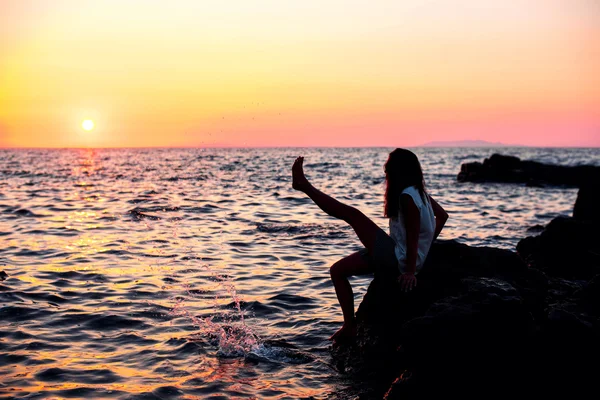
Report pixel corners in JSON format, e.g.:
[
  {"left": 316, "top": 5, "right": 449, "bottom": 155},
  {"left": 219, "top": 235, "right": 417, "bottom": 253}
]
[
  {"left": 457, "top": 153, "right": 600, "bottom": 187},
  {"left": 335, "top": 231, "right": 599, "bottom": 397},
  {"left": 574, "top": 184, "right": 600, "bottom": 222}
]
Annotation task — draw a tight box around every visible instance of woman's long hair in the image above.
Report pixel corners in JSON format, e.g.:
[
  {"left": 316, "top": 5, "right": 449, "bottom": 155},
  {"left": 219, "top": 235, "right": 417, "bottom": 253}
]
[{"left": 384, "top": 148, "right": 426, "bottom": 218}]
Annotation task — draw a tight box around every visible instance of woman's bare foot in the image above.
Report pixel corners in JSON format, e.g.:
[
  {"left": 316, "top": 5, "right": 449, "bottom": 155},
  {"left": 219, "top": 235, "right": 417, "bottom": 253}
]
[
  {"left": 329, "top": 322, "right": 357, "bottom": 343},
  {"left": 292, "top": 156, "right": 309, "bottom": 192}
]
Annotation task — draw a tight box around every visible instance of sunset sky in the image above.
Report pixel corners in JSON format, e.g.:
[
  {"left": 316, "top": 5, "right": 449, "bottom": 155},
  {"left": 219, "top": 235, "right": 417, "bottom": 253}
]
[{"left": 1, "top": 0, "right": 598, "bottom": 148}]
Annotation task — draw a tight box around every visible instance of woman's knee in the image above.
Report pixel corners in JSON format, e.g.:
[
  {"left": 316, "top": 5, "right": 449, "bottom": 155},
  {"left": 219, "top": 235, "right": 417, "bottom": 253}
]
[
  {"left": 330, "top": 253, "right": 365, "bottom": 279},
  {"left": 330, "top": 259, "right": 347, "bottom": 280}
]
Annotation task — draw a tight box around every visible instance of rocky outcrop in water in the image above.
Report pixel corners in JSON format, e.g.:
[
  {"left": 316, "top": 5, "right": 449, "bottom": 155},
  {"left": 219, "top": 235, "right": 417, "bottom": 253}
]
[
  {"left": 574, "top": 184, "right": 600, "bottom": 222},
  {"left": 334, "top": 203, "right": 600, "bottom": 397},
  {"left": 457, "top": 153, "right": 600, "bottom": 187},
  {"left": 517, "top": 216, "right": 600, "bottom": 280},
  {"left": 516, "top": 181, "right": 600, "bottom": 281}
]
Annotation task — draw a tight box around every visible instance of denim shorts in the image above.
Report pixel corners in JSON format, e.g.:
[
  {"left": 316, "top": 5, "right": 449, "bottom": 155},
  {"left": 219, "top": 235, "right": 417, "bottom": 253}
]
[{"left": 358, "top": 228, "right": 400, "bottom": 280}]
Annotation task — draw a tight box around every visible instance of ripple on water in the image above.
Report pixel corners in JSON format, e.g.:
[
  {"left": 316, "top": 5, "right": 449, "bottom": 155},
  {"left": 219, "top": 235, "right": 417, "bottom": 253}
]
[
  {"left": 83, "top": 314, "right": 148, "bottom": 331},
  {"left": 0, "top": 305, "right": 50, "bottom": 323},
  {"left": 8, "top": 208, "right": 43, "bottom": 218},
  {"left": 34, "top": 367, "right": 123, "bottom": 384}
]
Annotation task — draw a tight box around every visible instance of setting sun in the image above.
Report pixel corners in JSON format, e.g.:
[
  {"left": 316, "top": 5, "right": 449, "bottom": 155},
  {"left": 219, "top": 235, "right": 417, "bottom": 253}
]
[{"left": 82, "top": 119, "right": 95, "bottom": 131}]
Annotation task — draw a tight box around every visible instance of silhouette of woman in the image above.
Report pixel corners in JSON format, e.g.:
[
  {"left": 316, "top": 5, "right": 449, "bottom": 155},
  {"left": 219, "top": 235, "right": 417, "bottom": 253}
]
[{"left": 292, "top": 149, "right": 448, "bottom": 342}]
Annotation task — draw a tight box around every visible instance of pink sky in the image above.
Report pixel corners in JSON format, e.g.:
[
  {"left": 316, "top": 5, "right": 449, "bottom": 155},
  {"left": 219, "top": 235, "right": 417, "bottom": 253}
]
[{"left": 1, "top": 0, "right": 598, "bottom": 147}]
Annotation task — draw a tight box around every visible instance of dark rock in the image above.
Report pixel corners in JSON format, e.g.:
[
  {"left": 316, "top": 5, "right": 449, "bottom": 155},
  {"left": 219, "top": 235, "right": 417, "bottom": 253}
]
[
  {"left": 510, "top": 267, "right": 548, "bottom": 319},
  {"left": 419, "top": 238, "right": 528, "bottom": 280},
  {"left": 526, "top": 224, "right": 545, "bottom": 233},
  {"left": 333, "top": 240, "right": 549, "bottom": 397},
  {"left": 534, "top": 306, "right": 600, "bottom": 389},
  {"left": 335, "top": 238, "right": 599, "bottom": 398},
  {"left": 517, "top": 216, "right": 600, "bottom": 280},
  {"left": 547, "top": 276, "right": 585, "bottom": 299},
  {"left": 0, "top": 271, "right": 7, "bottom": 281},
  {"left": 457, "top": 153, "right": 600, "bottom": 187},
  {"left": 580, "top": 274, "right": 600, "bottom": 312},
  {"left": 385, "top": 277, "right": 535, "bottom": 397},
  {"left": 574, "top": 184, "right": 600, "bottom": 222},
  {"left": 401, "top": 277, "right": 533, "bottom": 355},
  {"left": 545, "top": 307, "right": 594, "bottom": 337}
]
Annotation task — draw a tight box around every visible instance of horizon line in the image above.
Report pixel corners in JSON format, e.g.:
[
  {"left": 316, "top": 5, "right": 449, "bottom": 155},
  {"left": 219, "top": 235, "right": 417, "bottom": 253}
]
[{"left": 2, "top": 145, "right": 600, "bottom": 150}]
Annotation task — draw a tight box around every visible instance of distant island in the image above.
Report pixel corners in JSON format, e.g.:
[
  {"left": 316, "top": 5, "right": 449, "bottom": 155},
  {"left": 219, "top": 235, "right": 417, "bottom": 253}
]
[{"left": 419, "top": 140, "right": 523, "bottom": 147}]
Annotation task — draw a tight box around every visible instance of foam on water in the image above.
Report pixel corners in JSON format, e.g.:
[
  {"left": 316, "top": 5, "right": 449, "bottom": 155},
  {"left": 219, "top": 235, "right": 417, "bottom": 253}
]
[{"left": 171, "top": 269, "right": 260, "bottom": 358}]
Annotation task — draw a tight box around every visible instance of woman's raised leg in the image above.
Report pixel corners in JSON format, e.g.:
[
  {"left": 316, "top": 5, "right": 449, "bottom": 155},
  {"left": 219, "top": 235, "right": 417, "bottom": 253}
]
[{"left": 292, "top": 156, "right": 382, "bottom": 252}]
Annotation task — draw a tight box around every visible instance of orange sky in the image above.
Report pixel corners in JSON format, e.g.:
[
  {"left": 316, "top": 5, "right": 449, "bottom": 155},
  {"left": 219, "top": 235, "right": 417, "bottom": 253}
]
[{"left": 1, "top": 0, "right": 598, "bottom": 147}]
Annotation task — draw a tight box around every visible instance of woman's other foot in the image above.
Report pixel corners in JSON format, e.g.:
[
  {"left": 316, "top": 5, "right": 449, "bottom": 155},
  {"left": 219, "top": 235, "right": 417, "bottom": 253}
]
[
  {"left": 329, "top": 322, "right": 357, "bottom": 343},
  {"left": 292, "top": 156, "right": 309, "bottom": 192}
]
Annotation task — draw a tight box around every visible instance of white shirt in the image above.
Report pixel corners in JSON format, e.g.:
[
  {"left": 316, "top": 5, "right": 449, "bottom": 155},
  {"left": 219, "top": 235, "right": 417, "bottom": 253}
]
[{"left": 388, "top": 186, "right": 436, "bottom": 274}]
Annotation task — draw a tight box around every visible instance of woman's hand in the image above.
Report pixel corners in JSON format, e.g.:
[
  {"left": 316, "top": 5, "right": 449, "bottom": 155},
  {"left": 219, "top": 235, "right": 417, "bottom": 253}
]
[{"left": 398, "top": 272, "right": 417, "bottom": 292}]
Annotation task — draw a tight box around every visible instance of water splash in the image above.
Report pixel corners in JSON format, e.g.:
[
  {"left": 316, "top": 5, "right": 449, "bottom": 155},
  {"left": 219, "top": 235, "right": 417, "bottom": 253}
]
[
  {"left": 170, "top": 266, "right": 259, "bottom": 358},
  {"left": 247, "top": 342, "right": 314, "bottom": 365}
]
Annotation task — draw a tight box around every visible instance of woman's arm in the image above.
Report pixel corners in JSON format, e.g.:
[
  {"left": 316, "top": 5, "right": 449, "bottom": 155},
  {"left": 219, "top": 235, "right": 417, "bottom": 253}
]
[
  {"left": 399, "top": 194, "right": 420, "bottom": 291},
  {"left": 429, "top": 195, "right": 448, "bottom": 240}
]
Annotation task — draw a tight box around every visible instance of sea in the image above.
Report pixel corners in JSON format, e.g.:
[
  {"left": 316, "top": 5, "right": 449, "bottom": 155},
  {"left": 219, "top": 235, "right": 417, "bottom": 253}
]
[{"left": 1, "top": 147, "right": 598, "bottom": 399}]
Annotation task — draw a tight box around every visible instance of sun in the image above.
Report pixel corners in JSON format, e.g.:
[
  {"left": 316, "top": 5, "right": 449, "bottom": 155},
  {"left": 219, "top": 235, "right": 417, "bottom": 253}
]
[{"left": 81, "top": 119, "right": 95, "bottom": 131}]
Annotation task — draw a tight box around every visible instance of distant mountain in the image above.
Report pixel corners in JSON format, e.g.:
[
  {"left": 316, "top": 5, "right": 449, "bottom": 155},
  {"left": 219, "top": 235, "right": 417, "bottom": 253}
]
[{"left": 419, "top": 140, "right": 522, "bottom": 147}]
